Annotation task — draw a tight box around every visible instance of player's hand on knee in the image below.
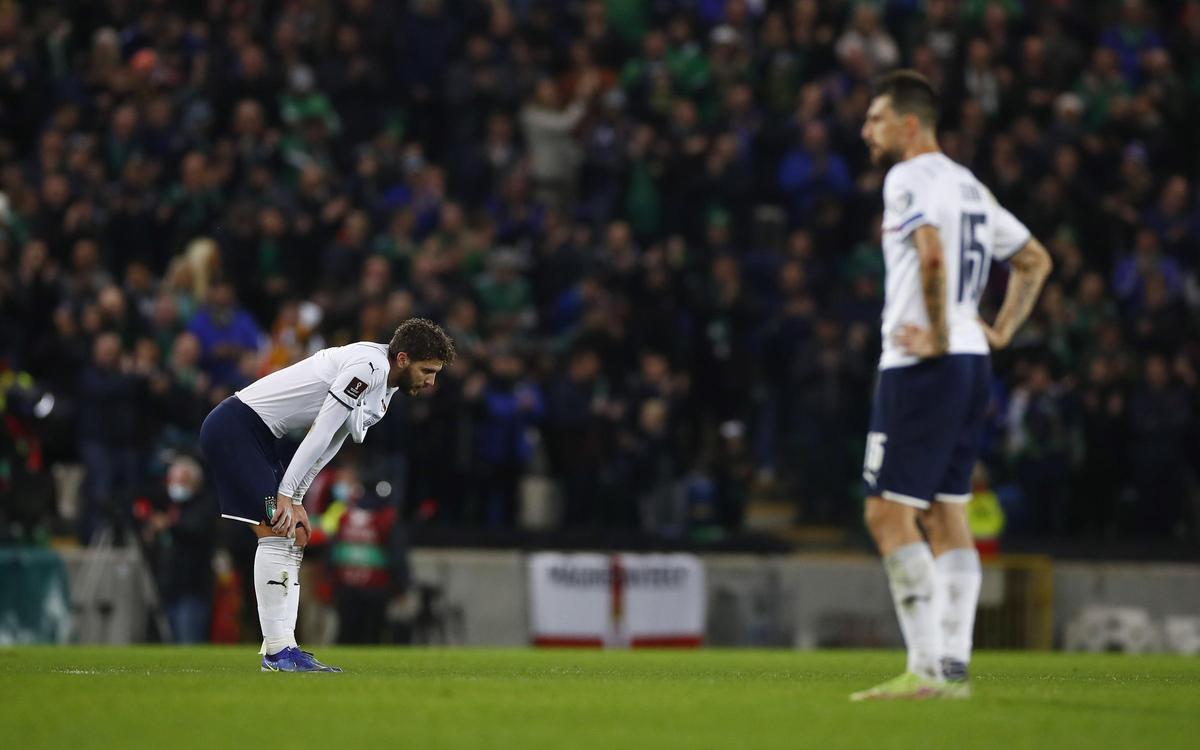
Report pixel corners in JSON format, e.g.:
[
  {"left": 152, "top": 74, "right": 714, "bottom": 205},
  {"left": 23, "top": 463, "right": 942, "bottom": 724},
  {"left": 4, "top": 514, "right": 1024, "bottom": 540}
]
[
  {"left": 292, "top": 506, "right": 311, "bottom": 548},
  {"left": 271, "top": 493, "right": 299, "bottom": 536}
]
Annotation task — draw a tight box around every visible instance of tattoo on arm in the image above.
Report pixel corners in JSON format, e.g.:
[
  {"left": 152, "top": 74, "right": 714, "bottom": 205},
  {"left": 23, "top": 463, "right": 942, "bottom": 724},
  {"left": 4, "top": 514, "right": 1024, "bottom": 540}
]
[
  {"left": 922, "top": 260, "right": 949, "bottom": 353},
  {"left": 994, "top": 239, "right": 1052, "bottom": 342},
  {"left": 914, "top": 227, "right": 949, "bottom": 354},
  {"left": 994, "top": 273, "right": 1041, "bottom": 342}
]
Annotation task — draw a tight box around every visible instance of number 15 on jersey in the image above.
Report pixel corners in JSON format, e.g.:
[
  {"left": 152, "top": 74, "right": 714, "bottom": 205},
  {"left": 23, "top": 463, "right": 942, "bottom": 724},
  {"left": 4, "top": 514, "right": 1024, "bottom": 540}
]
[{"left": 958, "top": 212, "right": 988, "bottom": 303}]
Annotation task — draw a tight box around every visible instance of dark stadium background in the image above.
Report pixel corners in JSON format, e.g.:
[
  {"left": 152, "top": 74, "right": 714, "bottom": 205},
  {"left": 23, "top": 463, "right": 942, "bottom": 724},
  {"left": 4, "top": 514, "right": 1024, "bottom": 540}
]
[{"left": 0, "top": 0, "right": 1198, "bottom": 646}]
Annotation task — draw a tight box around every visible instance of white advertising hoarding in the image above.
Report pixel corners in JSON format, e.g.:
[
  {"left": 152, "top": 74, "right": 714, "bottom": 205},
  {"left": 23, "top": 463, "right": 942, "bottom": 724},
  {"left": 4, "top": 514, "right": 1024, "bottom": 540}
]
[{"left": 528, "top": 552, "right": 705, "bottom": 647}]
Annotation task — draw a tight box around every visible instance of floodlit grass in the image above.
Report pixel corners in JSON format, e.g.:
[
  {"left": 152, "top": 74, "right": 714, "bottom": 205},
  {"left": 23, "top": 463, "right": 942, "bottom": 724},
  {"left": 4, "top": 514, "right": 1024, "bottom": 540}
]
[{"left": 1, "top": 647, "right": 1197, "bottom": 749}]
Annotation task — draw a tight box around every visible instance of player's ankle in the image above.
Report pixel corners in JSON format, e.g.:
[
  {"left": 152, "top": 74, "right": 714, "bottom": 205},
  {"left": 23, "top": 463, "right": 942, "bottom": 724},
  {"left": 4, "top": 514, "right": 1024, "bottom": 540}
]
[
  {"left": 263, "top": 637, "right": 296, "bottom": 656},
  {"left": 940, "top": 656, "right": 969, "bottom": 682}
]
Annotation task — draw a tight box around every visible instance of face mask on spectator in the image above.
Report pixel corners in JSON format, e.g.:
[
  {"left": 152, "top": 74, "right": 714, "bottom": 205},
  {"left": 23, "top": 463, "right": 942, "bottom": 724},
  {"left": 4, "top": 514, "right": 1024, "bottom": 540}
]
[{"left": 167, "top": 483, "right": 194, "bottom": 503}]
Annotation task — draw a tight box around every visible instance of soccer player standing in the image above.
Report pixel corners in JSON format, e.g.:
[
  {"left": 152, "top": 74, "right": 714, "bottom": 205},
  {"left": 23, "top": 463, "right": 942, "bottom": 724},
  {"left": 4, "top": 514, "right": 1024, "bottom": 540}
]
[
  {"left": 852, "top": 71, "right": 1052, "bottom": 700},
  {"left": 199, "top": 318, "right": 454, "bottom": 671}
]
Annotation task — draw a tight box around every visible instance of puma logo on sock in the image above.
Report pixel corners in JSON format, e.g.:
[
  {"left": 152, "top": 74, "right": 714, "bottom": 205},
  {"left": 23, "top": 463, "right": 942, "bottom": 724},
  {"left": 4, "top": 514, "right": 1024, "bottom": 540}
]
[{"left": 267, "top": 571, "right": 289, "bottom": 593}]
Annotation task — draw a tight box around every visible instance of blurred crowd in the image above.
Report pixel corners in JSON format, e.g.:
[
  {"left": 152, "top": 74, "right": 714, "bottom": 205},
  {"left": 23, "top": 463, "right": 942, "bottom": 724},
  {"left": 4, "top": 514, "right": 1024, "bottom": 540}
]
[{"left": 2, "top": 0, "right": 1199, "bottom": 556}]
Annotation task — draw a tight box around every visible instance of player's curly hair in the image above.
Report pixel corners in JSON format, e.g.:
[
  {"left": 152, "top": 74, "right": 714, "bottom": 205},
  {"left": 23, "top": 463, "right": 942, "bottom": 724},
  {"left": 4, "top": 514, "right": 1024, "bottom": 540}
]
[{"left": 389, "top": 318, "right": 456, "bottom": 365}]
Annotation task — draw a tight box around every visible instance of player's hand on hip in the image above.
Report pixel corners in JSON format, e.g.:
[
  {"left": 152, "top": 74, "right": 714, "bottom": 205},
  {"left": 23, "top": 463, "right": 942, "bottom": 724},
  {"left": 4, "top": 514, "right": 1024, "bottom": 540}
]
[
  {"left": 978, "top": 318, "right": 1010, "bottom": 350},
  {"left": 893, "top": 324, "right": 943, "bottom": 358}
]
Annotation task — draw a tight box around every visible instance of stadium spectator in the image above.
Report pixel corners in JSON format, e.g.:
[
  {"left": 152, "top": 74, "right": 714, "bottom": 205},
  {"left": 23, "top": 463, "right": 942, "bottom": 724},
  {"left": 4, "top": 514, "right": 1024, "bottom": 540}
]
[
  {"left": 0, "top": 0, "right": 1195, "bottom": 562},
  {"left": 325, "top": 464, "right": 410, "bottom": 645},
  {"left": 76, "top": 332, "right": 143, "bottom": 543},
  {"left": 1075, "top": 356, "right": 1127, "bottom": 536},
  {"left": 187, "top": 278, "right": 262, "bottom": 389},
  {"left": 835, "top": 4, "right": 899, "bottom": 77},
  {"left": 520, "top": 73, "right": 597, "bottom": 209},
  {"left": 465, "top": 348, "right": 545, "bottom": 525},
  {"left": 545, "top": 346, "right": 621, "bottom": 526},
  {"left": 1127, "top": 353, "right": 1194, "bottom": 537},
  {"left": 1006, "top": 360, "right": 1079, "bottom": 535},
  {"left": 140, "top": 456, "right": 217, "bottom": 644},
  {"left": 778, "top": 119, "right": 853, "bottom": 226}
]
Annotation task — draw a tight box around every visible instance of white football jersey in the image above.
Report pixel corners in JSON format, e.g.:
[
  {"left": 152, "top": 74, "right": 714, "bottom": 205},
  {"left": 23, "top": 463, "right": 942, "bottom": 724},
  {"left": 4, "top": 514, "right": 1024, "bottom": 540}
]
[
  {"left": 236, "top": 342, "right": 397, "bottom": 499},
  {"left": 878, "top": 152, "right": 1031, "bottom": 370}
]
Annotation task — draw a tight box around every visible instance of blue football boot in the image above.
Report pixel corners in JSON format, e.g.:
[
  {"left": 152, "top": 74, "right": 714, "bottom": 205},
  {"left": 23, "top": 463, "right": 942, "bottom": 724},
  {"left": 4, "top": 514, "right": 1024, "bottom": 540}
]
[{"left": 261, "top": 647, "right": 343, "bottom": 673}]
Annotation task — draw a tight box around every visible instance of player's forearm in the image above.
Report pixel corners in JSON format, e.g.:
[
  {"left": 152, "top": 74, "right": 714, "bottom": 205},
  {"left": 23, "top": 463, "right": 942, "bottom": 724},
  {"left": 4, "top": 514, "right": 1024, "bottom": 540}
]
[
  {"left": 277, "top": 433, "right": 329, "bottom": 502},
  {"left": 993, "top": 240, "right": 1052, "bottom": 343},
  {"left": 278, "top": 399, "right": 351, "bottom": 501},
  {"left": 919, "top": 256, "right": 949, "bottom": 354},
  {"left": 291, "top": 429, "right": 349, "bottom": 500},
  {"left": 991, "top": 270, "right": 1043, "bottom": 342},
  {"left": 911, "top": 225, "right": 949, "bottom": 355}
]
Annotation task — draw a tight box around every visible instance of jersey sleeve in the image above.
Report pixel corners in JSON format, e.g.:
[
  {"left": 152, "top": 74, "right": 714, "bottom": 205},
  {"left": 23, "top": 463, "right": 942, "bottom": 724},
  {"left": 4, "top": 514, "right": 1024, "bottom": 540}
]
[
  {"left": 277, "top": 357, "right": 377, "bottom": 501},
  {"left": 327, "top": 359, "right": 377, "bottom": 410},
  {"left": 277, "top": 393, "right": 352, "bottom": 501},
  {"left": 329, "top": 356, "right": 386, "bottom": 444},
  {"left": 882, "top": 164, "right": 937, "bottom": 238},
  {"left": 991, "top": 202, "right": 1032, "bottom": 261}
]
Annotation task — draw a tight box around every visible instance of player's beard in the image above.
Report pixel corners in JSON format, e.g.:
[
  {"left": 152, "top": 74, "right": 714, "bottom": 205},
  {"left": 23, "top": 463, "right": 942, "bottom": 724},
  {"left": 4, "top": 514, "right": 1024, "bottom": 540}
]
[
  {"left": 869, "top": 142, "right": 902, "bottom": 169},
  {"left": 402, "top": 366, "right": 425, "bottom": 395}
]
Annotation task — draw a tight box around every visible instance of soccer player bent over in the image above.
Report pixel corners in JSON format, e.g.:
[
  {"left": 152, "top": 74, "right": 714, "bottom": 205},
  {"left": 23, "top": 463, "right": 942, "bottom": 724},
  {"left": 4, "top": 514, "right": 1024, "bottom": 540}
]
[
  {"left": 199, "top": 318, "right": 454, "bottom": 671},
  {"left": 852, "top": 71, "right": 1051, "bottom": 700}
]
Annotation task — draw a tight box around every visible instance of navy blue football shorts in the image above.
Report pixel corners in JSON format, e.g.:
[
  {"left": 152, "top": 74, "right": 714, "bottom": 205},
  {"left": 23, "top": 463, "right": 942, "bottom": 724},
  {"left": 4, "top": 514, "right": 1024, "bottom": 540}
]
[
  {"left": 862, "top": 354, "right": 990, "bottom": 509},
  {"left": 199, "top": 396, "right": 285, "bottom": 525}
]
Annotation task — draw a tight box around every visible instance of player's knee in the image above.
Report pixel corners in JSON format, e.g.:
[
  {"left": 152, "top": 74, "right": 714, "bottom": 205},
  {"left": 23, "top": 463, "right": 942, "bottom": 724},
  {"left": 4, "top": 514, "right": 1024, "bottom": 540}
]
[
  {"left": 865, "top": 497, "right": 923, "bottom": 551},
  {"left": 927, "top": 502, "right": 964, "bottom": 529},
  {"left": 923, "top": 502, "right": 972, "bottom": 549},
  {"left": 862, "top": 502, "right": 877, "bottom": 533},
  {"left": 940, "top": 502, "right": 968, "bottom": 523},
  {"left": 919, "top": 506, "right": 942, "bottom": 536},
  {"left": 863, "top": 498, "right": 899, "bottom": 538}
]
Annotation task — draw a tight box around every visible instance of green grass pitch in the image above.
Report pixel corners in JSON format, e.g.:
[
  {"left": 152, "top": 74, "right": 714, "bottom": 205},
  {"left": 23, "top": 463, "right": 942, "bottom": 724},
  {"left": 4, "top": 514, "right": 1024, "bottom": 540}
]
[{"left": 2, "top": 648, "right": 1198, "bottom": 749}]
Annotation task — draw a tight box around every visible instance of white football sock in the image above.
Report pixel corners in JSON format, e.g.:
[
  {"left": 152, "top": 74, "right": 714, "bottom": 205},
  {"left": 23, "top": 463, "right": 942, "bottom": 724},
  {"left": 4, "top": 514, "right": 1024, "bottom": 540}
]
[
  {"left": 936, "top": 547, "right": 982, "bottom": 665},
  {"left": 883, "top": 542, "right": 943, "bottom": 680},
  {"left": 286, "top": 543, "right": 303, "bottom": 643},
  {"left": 254, "top": 535, "right": 300, "bottom": 656}
]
